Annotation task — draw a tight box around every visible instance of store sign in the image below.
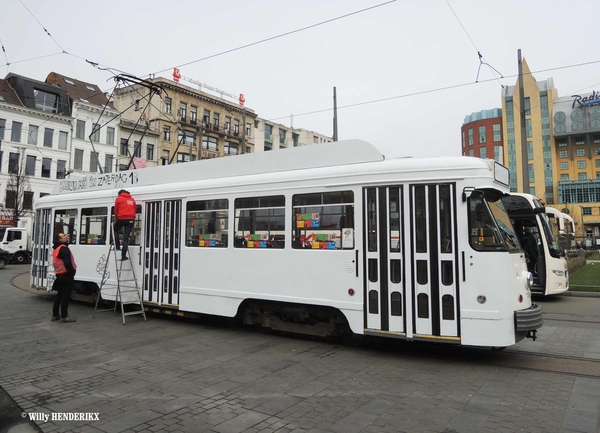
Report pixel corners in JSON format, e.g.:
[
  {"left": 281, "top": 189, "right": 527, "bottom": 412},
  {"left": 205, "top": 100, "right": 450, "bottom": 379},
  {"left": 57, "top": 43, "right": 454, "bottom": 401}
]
[{"left": 572, "top": 90, "right": 600, "bottom": 108}]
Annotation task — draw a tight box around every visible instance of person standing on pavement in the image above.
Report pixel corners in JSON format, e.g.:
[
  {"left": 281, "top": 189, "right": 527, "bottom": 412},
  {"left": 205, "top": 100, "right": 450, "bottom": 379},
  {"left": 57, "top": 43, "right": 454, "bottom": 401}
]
[
  {"left": 114, "top": 189, "right": 137, "bottom": 260},
  {"left": 51, "top": 233, "right": 77, "bottom": 323}
]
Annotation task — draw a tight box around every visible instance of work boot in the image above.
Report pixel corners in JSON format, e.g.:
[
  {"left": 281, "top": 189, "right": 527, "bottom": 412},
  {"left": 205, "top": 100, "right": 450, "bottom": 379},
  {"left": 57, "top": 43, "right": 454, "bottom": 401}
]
[{"left": 60, "top": 317, "right": 77, "bottom": 323}]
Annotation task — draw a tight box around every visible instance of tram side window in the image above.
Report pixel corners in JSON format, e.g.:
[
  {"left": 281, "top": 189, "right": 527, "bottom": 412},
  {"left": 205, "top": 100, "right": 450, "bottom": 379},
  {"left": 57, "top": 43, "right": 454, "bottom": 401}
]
[
  {"left": 186, "top": 199, "right": 228, "bottom": 248},
  {"left": 235, "top": 195, "right": 285, "bottom": 248},
  {"left": 292, "top": 191, "right": 354, "bottom": 250},
  {"left": 79, "top": 207, "right": 108, "bottom": 245},
  {"left": 54, "top": 209, "right": 78, "bottom": 244},
  {"left": 467, "top": 193, "right": 506, "bottom": 252},
  {"left": 111, "top": 205, "right": 142, "bottom": 246}
]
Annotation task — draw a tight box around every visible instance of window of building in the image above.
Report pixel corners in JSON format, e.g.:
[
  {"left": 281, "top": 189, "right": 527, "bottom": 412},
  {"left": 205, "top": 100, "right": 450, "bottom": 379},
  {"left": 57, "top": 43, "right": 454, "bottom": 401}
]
[
  {"left": 528, "top": 164, "right": 534, "bottom": 183},
  {"left": 493, "top": 124, "right": 501, "bottom": 142},
  {"left": 246, "top": 123, "right": 251, "bottom": 138},
  {"left": 120, "top": 139, "right": 128, "bottom": 156},
  {"left": 480, "top": 147, "right": 487, "bottom": 158},
  {"left": 56, "top": 160, "right": 66, "bottom": 179},
  {"left": 58, "top": 131, "right": 68, "bottom": 150},
  {"left": 265, "top": 142, "right": 272, "bottom": 151},
  {"left": 576, "top": 148, "right": 585, "bottom": 157},
  {"left": 11, "top": 121, "right": 22, "bottom": 143},
  {"left": 74, "top": 149, "right": 83, "bottom": 170},
  {"left": 4, "top": 190, "right": 16, "bottom": 208},
  {"left": 25, "top": 155, "right": 35, "bottom": 176},
  {"left": 23, "top": 191, "right": 34, "bottom": 210},
  {"left": 527, "top": 141, "right": 533, "bottom": 160},
  {"left": 560, "top": 162, "right": 568, "bottom": 170},
  {"left": 577, "top": 160, "right": 587, "bottom": 169},
  {"left": 560, "top": 174, "right": 569, "bottom": 181},
  {"left": 234, "top": 119, "right": 240, "bottom": 134},
  {"left": 203, "top": 110, "right": 210, "bottom": 125},
  {"left": 597, "top": 172, "right": 600, "bottom": 179},
  {"left": 524, "top": 97, "right": 531, "bottom": 115},
  {"left": 468, "top": 128, "right": 473, "bottom": 145},
  {"left": 90, "top": 152, "right": 99, "bottom": 172},
  {"left": 186, "top": 199, "right": 229, "bottom": 248},
  {"left": 202, "top": 136, "right": 218, "bottom": 151},
  {"left": 105, "top": 154, "right": 113, "bottom": 173},
  {"left": 146, "top": 143, "right": 154, "bottom": 160},
  {"left": 163, "top": 126, "right": 171, "bottom": 142},
  {"left": 28, "top": 125, "right": 38, "bottom": 145},
  {"left": 119, "top": 164, "right": 128, "bottom": 171},
  {"left": 79, "top": 207, "right": 108, "bottom": 245},
  {"left": 559, "top": 150, "right": 568, "bottom": 158},
  {"left": 131, "top": 141, "right": 141, "bottom": 158},
  {"left": 224, "top": 141, "right": 237, "bottom": 155},
  {"left": 578, "top": 173, "right": 587, "bottom": 180},
  {"left": 461, "top": 131, "right": 465, "bottom": 148},
  {"left": 43, "top": 128, "right": 53, "bottom": 147},
  {"left": 106, "top": 127, "right": 115, "bottom": 145},
  {"left": 594, "top": 147, "right": 600, "bottom": 155},
  {"left": 34, "top": 89, "right": 59, "bottom": 113},
  {"left": 469, "top": 149, "right": 474, "bottom": 157},
  {"left": 529, "top": 187, "right": 535, "bottom": 197},
  {"left": 557, "top": 140, "right": 567, "bottom": 147},
  {"left": 593, "top": 135, "right": 600, "bottom": 144},
  {"left": 494, "top": 145, "right": 502, "bottom": 162},
  {"left": 479, "top": 126, "right": 486, "bottom": 143},
  {"left": 162, "top": 150, "right": 169, "bottom": 165},
  {"left": 575, "top": 137, "right": 585, "bottom": 145},
  {"left": 583, "top": 207, "right": 592, "bottom": 216},
  {"left": 213, "top": 113, "right": 220, "bottom": 129},
  {"left": 42, "top": 158, "right": 51, "bottom": 178},
  {"left": 526, "top": 118, "right": 532, "bottom": 138},
  {"left": 190, "top": 106, "right": 197, "bottom": 123},
  {"left": 265, "top": 124, "right": 273, "bottom": 140},
  {"left": 91, "top": 123, "right": 100, "bottom": 143},
  {"left": 279, "top": 129, "right": 286, "bottom": 145},
  {"left": 0, "top": 118, "right": 5, "bottom": 140},
  {"left": 293, "top": 133, "right": 299, "bottom": 147},
  {"left": 178, "top": 130, "right": 195, "bottom": 146},
  {"left": 76, "top": 120, "right": 85, "bottom": 139},
  {"left": 235, "top": 195, "right": 285, "bottom": 249},
  {"left": 292, "top": 191, "right": 354, "bottom": 250},
  {"left": 165, "top": 98, "right": 172, "bottom": 114},
  {"left": 596, "top": 159, "right": 600, "bottom": 167},
  {"left": 179, "top": 102, "right": 187, "bottom": 121},
  {"left": 225, "top": 117, "right": 231, "bottom": 132}
]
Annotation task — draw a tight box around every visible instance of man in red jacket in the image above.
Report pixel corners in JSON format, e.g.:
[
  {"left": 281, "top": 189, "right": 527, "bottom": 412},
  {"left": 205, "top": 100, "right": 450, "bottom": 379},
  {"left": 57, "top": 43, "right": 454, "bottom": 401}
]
[{"left": 114, "top": 189, "right": 137, "bottom": 260}]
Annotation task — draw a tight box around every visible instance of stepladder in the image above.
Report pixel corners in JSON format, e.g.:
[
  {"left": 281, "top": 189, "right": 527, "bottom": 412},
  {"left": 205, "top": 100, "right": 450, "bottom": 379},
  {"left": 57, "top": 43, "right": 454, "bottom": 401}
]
[{"left": 93, "top": 226, "right": 147, "bottom": 325}]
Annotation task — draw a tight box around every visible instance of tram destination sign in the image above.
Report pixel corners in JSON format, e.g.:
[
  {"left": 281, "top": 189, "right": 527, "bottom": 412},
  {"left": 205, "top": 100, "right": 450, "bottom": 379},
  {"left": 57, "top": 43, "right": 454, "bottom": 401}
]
[{"left": 55, "top": 171, "right": 139, "bottom": 195}]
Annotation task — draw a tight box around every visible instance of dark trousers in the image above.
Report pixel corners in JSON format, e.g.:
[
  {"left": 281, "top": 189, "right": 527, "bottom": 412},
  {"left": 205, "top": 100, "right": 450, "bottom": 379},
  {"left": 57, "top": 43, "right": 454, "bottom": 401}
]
[
  {"left": 52, "top": 275, "right": 74, "bottom": 318},
  {"left": 114, "top": 219, "right": 134, "bottom": 258}
]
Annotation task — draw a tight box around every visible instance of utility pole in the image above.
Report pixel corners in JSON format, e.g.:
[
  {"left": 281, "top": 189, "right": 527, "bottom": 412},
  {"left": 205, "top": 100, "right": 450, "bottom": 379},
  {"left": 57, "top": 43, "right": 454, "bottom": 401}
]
[
  {"left": 333, "top": 86, "right": 338, "bottom": 142},
  {"left": 518, "top": 49, "right": 530, "bottom": 193}
]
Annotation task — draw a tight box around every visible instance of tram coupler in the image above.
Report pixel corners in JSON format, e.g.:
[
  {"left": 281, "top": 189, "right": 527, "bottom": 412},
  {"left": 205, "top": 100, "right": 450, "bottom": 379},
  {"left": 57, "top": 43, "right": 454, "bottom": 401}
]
[{"left": 526, "top": 330, "right": 537, "bottom": 341}]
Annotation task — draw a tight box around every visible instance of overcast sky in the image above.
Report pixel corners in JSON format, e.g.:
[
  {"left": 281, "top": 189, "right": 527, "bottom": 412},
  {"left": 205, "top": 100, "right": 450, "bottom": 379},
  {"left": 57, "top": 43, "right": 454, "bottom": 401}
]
[{"left": 1, "top": 0, "right": 599, "bottom": 158}]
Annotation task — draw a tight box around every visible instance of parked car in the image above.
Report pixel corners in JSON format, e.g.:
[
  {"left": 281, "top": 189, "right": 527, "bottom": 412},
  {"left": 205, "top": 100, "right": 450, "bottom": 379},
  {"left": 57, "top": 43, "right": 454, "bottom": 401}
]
[{"left": 0, "top": 248, "right": 10, "bottom": 269}]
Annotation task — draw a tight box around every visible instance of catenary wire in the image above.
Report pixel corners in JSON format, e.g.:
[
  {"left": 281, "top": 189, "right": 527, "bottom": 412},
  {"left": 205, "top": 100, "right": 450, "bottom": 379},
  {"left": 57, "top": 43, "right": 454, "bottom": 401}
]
[
  {"left": 18, "top": 0, "right": 65, "bottom": 53},
  {"left": 150, "top": 0, "right": 397, "bottom": 76}
]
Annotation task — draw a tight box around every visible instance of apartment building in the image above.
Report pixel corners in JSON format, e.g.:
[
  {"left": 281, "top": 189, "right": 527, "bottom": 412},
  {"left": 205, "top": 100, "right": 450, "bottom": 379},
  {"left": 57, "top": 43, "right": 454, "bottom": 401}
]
[{"left": 461, "top": 108, "right": 503, "bottom": 163}]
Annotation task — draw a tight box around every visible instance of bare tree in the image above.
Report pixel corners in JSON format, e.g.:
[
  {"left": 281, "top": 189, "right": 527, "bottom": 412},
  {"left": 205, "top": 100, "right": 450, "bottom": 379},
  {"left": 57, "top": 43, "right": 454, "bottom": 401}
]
[{"left": 4, "top": 147, "right": 32, "bottom": 227}]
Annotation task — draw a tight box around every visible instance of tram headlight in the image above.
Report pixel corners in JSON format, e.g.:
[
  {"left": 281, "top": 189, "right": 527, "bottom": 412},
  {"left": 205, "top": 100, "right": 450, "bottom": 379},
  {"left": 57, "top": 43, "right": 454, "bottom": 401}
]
[
  {"left": 552, "top": 270, "right": 564, "bottom": 276},
  {"left": 526, "top": 272, "right": 533, "bottom": 290}
]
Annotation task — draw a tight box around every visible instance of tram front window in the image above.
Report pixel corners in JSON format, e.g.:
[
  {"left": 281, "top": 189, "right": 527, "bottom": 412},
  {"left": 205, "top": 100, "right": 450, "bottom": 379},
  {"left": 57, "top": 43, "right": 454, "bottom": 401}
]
[{"left": 468, "top": 192, "right": 517, "bottom": 252}]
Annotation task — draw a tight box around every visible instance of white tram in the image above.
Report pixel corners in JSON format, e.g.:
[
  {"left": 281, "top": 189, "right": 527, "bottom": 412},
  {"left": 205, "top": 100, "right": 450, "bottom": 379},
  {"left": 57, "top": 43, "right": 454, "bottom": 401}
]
[
  {"left": 502, "top": 193, "right": 569, "bottom": 296},
  {"left": 31, "top": 140, "right": 542, "bottom": 347}
]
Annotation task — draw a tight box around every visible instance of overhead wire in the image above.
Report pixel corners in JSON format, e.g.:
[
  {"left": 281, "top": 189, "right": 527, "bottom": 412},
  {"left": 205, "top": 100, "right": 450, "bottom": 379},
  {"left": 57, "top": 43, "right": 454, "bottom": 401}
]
[
  {"left": 150, "top": 0, "right": 398, "bottom": 76},
  {"left": 18, "top": 0, "right": 65, "bottom": 53}
]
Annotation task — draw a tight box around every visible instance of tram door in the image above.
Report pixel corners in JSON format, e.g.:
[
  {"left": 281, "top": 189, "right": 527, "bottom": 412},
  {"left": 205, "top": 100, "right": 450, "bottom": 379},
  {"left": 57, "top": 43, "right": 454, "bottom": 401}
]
[
  {"left": 142, "top": 200, "right": 182, "bottom": 307},
  {"left": 409, "top": 184, "right": 459, "bottom": 339},
  {"left": 363, "top": 184, "right": 459, "bottom": 340},
  {"left": 364, "top": 187, "right": 406, "bottom": 334}
]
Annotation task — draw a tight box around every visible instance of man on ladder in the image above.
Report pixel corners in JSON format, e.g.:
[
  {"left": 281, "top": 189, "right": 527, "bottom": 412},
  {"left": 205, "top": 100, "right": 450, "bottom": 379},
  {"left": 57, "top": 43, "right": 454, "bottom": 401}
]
[{"left": 113, "top": 189, "right": 136, "bottom": 260}]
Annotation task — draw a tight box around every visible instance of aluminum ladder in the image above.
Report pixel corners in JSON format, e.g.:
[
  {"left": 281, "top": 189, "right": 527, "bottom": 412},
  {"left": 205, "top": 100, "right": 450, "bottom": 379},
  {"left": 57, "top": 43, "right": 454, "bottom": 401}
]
[{"left": 93, "top": 224, "right": 147, "bottom": 325}]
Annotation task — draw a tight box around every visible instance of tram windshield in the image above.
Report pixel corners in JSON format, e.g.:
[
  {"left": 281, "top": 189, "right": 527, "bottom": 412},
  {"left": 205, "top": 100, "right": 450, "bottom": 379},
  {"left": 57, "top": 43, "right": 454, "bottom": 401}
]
[{"left": 468, "top": 191, "right": 520, "bottom": 252}]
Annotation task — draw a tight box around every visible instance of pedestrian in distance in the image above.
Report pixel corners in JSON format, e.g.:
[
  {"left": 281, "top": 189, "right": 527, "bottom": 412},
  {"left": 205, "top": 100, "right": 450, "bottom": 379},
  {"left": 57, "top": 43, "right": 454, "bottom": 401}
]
[
  {"left": 51, "top": 232, "right": 77, "bottom": 323},
  {"left": 113, "top": 189, "right": 136, "bottom": 260}
]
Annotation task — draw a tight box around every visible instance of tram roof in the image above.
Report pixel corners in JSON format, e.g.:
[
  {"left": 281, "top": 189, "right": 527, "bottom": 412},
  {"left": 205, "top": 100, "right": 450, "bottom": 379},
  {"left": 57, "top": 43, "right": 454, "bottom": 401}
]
[{"left": 50, "top": 139, "right": 501, "bottom": 196}]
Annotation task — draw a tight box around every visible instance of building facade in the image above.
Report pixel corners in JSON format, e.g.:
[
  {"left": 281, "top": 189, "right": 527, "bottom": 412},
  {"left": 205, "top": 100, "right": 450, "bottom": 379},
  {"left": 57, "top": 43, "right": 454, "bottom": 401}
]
[
  {"left": 253, "top": 118, "right": 333, "bottom": 152},
  {"left": 113, "top": 78, "right": 256, "bottom": 164},
  {"left": 0, "top": 74, "right": 73, "bottom": 222},
  {"left": 461, "top": 108, "right": 503, "bottom": 163},
  {"left": 46, "top": 72, "right": 120, "bottom": 174}
]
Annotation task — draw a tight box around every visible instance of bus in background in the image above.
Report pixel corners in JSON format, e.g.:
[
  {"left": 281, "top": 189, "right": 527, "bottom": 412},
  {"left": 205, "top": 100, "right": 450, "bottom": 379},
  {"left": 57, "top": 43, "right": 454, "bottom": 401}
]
[
  {"left": 502, "top": 193, "right": 568, "bottom": 296},
  {"left": 31, "top": 140, "right": 541, "bottom": 348}
]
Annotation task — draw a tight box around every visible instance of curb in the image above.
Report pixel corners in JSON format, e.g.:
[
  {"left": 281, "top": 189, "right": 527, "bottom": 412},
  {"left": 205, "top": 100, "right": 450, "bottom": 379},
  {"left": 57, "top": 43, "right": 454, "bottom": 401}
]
[{"left": 559, "top": 290, "right": 600, "bottom": 298}]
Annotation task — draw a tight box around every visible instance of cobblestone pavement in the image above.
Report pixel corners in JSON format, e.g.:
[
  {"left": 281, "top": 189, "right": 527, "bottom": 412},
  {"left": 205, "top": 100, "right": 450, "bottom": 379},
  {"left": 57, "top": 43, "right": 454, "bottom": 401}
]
[{"left": 2, "top": 268, "right": 600, "bottom": 433}]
